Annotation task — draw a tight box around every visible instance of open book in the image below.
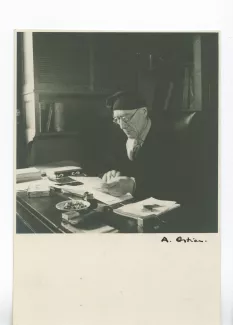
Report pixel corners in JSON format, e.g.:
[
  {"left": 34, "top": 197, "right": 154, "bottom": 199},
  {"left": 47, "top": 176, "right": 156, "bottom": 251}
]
[{"left": 113, "top": 197, "right": 180, "bottom": 220}]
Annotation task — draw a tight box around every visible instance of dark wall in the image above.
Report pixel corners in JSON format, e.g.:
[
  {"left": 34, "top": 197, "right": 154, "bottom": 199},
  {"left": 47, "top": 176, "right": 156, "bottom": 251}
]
[
  {"left": 201, "top": 33, "right": 218, "bottom": 113},
  {"left": 32, "top": 32, "right": 197, "bottom": 134},
  {"left": 33, "top": 33, "right": 193, "bottom": 92}
]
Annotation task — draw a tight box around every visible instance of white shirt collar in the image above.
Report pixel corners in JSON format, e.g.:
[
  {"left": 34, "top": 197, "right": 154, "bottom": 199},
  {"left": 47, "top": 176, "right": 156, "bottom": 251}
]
[{"left": 126, "top": 118, "right": 151, "bottom": 160}]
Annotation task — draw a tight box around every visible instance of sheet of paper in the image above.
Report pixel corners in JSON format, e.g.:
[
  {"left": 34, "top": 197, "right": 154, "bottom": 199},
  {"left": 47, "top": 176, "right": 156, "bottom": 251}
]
[
  {"left": 71, "top": 176, "right": 103, "bottom": 188},
  {"left": 89, "top": 189, "right": 133, "bottom": 205},
  {"left": 114, "top": 197, "right": 179, "bottom": 219},
  {"left": 60, "top": 183, "right": 133, "bottom": 205},
  {"left": 56, "top": 176, "right": 132, "bottom": 204},
  {"left": 139, "top": 197, "right": 177, "bottom": 208}
]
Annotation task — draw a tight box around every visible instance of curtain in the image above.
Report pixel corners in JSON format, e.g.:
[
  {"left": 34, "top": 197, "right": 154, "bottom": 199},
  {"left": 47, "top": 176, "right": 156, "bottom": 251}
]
[{"left": 17, "top": 33, "right": 28, "bottom": 168}]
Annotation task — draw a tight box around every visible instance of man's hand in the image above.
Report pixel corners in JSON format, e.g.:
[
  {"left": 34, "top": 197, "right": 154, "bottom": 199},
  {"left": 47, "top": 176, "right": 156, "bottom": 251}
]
[
  {"left": 100, "top": 176, "right": 135, "bottom": 197},
  {"left": 102, "top": 170, "right": 121, "bottom": 183}
]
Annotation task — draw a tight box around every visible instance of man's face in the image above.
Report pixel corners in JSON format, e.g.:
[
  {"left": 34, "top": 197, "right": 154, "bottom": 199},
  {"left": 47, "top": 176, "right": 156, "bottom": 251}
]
[{"left": 113, "top": 108, "right": 148, "bottom": 138}]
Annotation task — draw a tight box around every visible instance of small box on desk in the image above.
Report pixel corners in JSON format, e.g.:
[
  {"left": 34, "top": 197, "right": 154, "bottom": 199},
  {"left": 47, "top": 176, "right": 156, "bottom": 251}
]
[
  {"left": 61, "top": 211, "right": 83, "bottom": 225},
  {"left": 46, "top": 166, "right": 83, "bottom": 179},
  {"left": 113, "top": 197, "right": 181, "bottom": 233},
  {"left": 27, "top": 182, "right": 51, "bottom": 198}
]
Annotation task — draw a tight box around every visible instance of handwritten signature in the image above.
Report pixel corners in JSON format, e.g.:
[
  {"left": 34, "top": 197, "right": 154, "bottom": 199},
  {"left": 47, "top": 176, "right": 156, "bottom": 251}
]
[{"left": 161, "top": 236, "right": 207, "bottom": 243}]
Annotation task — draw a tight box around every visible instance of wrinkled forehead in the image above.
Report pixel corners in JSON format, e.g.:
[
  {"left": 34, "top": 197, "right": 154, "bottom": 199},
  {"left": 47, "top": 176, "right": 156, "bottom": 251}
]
[{"left": 113, "top": 109, "right": 137, "bottom": 117}]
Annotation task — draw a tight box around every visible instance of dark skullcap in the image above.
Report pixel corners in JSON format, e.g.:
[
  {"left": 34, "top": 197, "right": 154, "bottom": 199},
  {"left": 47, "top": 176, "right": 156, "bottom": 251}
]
[{"left": 106, "top": 91, "right": 146, "bottom": 111}]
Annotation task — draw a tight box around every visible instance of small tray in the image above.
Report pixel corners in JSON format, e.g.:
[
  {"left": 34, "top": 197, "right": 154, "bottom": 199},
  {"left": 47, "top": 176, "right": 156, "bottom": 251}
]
[{"left": 56, "top": 199, "right": 90, "bottom": 212}]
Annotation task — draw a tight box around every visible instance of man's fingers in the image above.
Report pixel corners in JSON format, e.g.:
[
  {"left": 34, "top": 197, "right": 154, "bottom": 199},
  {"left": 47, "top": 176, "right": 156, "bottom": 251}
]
[
  {"left": 102, "top": 171, "right": 112, "bottom": 183},
  {"left": 102, "top": 171, "right": 121, "bottom": 184},
  {"left": 112, "top": 170, "right": 121, "bottom": 178},
  {"left": 102, "top": 173, "right": 108, "bottom": 182},
  {"left": 107, "top": 172, "right": 113, "bottom": 183},
  {"left": 111, "top": 170, "right": 117, "bottom": 177}
]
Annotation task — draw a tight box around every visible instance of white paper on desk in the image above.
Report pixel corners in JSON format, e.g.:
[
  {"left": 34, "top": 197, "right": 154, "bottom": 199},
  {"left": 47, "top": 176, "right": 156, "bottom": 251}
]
[
  {"left": 48, "top": 177, "right": 102, "bottom": 194},
  {"left": 71, "top": 176, "right": 103, "bottom": 187},
  {"left": 16, "top": 179, "right": 50, "bottom": 192},
  {"left": 142, "top": 197, "right": 177, "bottom": 207},
  {"left": 76, "top": 176, "right": 133, "bottom": 204},
  {"left": 60, "top": 177, "right": 133, "bottom": 205},
  {"left": 114, "top": 197, "right": 179, "bottom": 219},
  {"left": 16, "top": 167, "right": 42, "bottom": 183},
  {"left": 16, "top": 167, "right": 40, "bottom": 175},
  {"left": 63, "top": 185, "right": 133, "bottom": 205},
  {"left": 90, "top": 189, "right": 133, "bottom": 205}
]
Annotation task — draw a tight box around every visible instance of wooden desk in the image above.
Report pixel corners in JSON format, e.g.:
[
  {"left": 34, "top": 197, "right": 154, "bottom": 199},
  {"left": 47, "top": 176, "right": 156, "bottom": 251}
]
[
  {"left": 16, "top": 162, "right": 209, "bottom": 233},
  {"left": 16, "top": 188, "right": 182, "bottom": 234},
  {"left": 16, "top": 190, "right": 117, "bottom": 233}
]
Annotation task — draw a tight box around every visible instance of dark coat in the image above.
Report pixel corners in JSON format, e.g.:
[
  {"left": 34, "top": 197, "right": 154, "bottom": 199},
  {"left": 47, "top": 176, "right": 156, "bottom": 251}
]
[
  {"left": 111, "top": 123, "right": 190, "bottom": 204},
  {"left": 106, "top": 112, "right": 217, "bottom": 207},
  {"left": 102, "top": 112, "right": 218, "bottom": 232}
]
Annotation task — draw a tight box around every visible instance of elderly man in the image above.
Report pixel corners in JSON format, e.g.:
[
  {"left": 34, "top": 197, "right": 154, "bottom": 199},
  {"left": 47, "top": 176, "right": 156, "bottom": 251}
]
[
  {"left": 99, "top": 90, "right": 189, "bottom": 203},
  {"left": 97, "top": 90, "right": 218, "bottom": 233}
]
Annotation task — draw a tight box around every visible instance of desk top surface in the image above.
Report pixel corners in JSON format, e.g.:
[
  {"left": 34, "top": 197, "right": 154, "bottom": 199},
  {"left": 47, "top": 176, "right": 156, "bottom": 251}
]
[{"left": 16, "top": 190, "right": 134, "bottom": 233}]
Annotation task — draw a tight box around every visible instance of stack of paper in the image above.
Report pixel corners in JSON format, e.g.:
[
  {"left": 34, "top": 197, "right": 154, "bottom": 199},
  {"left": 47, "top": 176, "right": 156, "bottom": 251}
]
[
  {"left": 16, "top": 167, "right": 41, "bottom": 183},
  {"left": 27, "top": 182, "right": 50, "bottom": 198},
  {"left": 114, "top": 197, "right": 180, "bottom": 219},
  {"left": 57, "top": 176, "right": 133, "bottom": 205},
  {"left": 16, "top": 179, "right": 50, "bottom": 193}
]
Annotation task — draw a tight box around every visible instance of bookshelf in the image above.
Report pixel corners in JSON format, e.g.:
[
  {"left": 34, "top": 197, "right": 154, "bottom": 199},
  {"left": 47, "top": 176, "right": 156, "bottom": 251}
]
[{"left": 20, "top": 32, "right": 205, "bottom": 142}]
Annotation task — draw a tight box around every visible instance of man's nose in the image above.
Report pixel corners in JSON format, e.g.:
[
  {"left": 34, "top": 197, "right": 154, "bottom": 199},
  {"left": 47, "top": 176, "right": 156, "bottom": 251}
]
[{"left": 119, "top": 119, "right": 126, "bottom": 129}]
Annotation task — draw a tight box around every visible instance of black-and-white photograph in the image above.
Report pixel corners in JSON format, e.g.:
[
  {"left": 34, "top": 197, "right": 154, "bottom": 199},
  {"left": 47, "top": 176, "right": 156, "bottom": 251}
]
[{"left": 16, "top": 31, "right": 218, "bottom": 234}]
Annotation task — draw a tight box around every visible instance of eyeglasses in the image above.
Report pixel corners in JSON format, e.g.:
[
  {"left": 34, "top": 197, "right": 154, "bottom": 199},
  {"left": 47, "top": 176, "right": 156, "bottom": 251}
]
[{"left": 113, "top": 109, "right": 139, "bottom": 125}]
